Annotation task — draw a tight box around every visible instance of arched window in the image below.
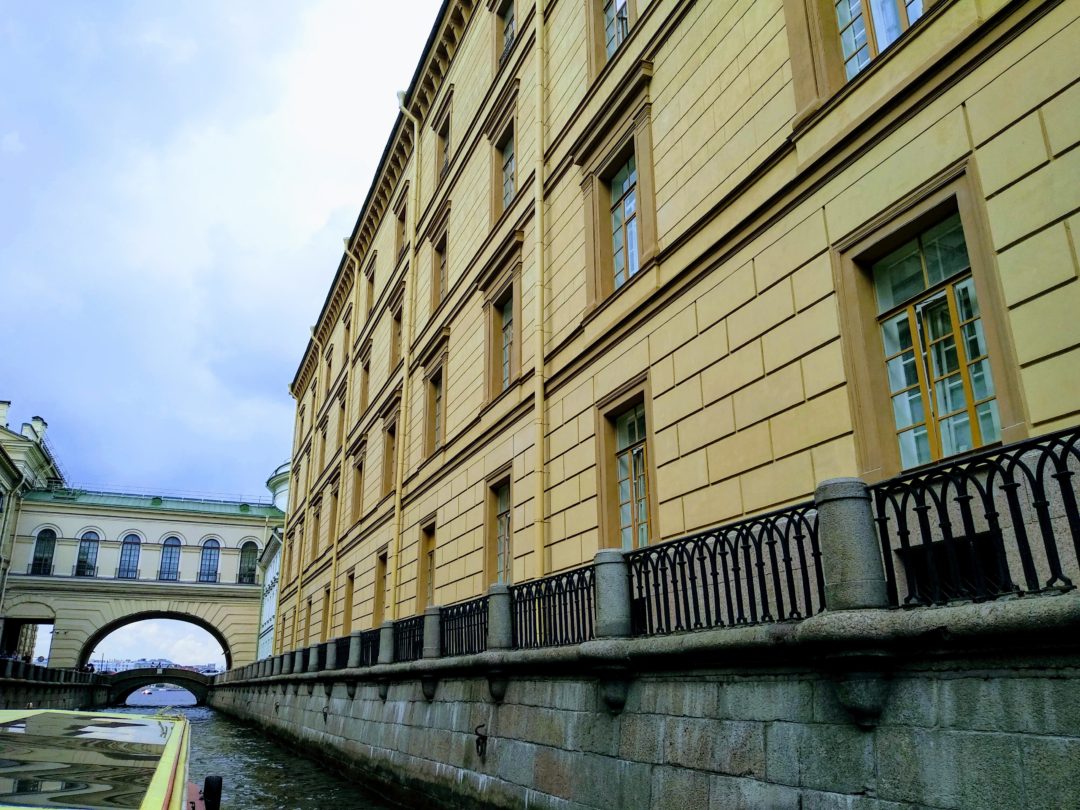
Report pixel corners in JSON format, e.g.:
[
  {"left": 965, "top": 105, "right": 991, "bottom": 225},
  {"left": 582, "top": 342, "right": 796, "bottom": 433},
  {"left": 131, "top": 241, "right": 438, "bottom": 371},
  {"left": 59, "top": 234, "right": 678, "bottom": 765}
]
[
  {"left": 118, "top": 534, "right": 141, "bottom": 579},
  {"left": 159, "top": 537, "right": 181, "bottom": 581},
  {"left": 75, "top": 531, "right": 99, "bottom": 577},
  {"left": 238, "top": 541, "right": 259, "bottom": 584},
  {"left": 198, "top": 540, "right": 220, "bottom": 583},
  {"left": 31, "top": 529, "right": 56, "bottom": 575}
]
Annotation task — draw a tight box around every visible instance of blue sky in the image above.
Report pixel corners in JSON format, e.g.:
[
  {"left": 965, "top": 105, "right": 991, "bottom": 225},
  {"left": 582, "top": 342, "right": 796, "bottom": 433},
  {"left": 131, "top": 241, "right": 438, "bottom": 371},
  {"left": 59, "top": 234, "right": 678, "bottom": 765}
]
[{"left": 1, "top": 1, "right": 440, "bottom": 500}]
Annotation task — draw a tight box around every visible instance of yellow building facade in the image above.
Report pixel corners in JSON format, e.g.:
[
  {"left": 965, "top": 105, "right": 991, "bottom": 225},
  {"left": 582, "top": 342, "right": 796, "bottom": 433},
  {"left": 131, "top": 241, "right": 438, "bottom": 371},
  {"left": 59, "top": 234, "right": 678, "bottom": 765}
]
[{"left": 278, "top": 0, "right": 1080, "bottom": 653}]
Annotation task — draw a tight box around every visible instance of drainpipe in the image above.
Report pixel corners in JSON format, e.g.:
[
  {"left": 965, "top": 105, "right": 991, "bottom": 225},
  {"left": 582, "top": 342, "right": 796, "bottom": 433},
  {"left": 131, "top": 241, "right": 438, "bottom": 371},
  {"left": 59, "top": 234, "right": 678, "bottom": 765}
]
[
  {"left": 388, "top": 92, "right": 422, "bottom": 621},
  {"left": 532, "top": 0, "right": 548, "bottom": 578},
  {"left": 289, "top": 327, "right": 323, "bottom": 652}
]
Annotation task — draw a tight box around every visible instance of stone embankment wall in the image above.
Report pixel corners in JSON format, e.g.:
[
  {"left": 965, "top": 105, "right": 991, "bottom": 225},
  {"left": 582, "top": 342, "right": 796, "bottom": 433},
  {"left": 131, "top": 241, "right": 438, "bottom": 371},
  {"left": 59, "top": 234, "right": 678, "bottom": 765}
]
[
  {"left": 209, "top": 595, "right": 1080, "bottom": 810},
  {"left": 0, "top": 660, "right": 108, "bottom": 710}
]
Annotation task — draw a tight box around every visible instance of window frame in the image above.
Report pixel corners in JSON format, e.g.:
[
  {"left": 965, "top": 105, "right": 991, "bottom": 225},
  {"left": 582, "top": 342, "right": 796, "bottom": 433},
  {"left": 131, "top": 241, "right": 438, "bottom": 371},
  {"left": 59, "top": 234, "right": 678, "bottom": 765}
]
[
  {"left": 349, "top": 439, "right": 367, "bottom": 524},
  {"left": 118, "top": 533, "right": 142, "bottom": 579},
  {"left": 382, "top": 409, "right": 399, "bottom": 498},
  {"left": 393, "top": 186, "right": 409, "bottom": 264},
  {"left": 486, "top": 468, "right": 514, "bottom": 586},
  {"left": 595, "top": 374, "right": 660, "bottom": 550},
  {"left": 373, "top": 547, "right": 389, "bottom": 627},
  {"left": 478, "top": 230, "right": 524, "bottom": 402},
  {"left": 417, "top": 520, "right": 437, "bottom": 614},
  {"left": 574, "top": 62, "right": 657, "bottom": 311},
  {"left": 389, "top": 283, "right": 405, "bottom": 372},
  {"left": 31, "top": 528, "right": 57, "bottom": 576},
  {"left": 833, "top": 174, "right": 1025, "bottom": 481},
  {"left": 198, "top": 539, "right": 221, "bottom": 583},
  {"left": 483, "top": 79, "right": 519, "bottom": 227},
  {"left": 75, "top": 531, "right": 100, "bottom": 577},
  {"left": 585, "top": 0, "right": 640, "bottom": 79},
  {"left": 158, "top": 536, "right": 181, "bottom": 581},
  {"left": 431, "top": 86, "right": 454, "bottom": 185},
  {"left": 490, "top": 0, "right": 517, "bottom": 71}
]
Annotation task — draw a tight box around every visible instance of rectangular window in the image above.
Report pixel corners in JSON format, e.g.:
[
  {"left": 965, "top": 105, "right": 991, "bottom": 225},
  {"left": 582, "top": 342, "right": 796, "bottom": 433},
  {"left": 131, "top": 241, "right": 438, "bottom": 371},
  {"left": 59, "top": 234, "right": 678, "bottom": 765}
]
[
  {"left": 395, "top": 204, "right": 407, "bottom": 261},
  {"left": 343, "top": 318, "right": 352, "bottom": 361},
  {"left": 488, "top": 480, "right": 512, "bottom": 585},
  {"left": 366, "top": 271, "right": 375, "bottom": 318},
  {"left": 614, "top": 403, "right": 651, "bottom": 549},
  {"left": 437, "top": 116, "right": 451, "bottom": 180},
  {"left": 351, "top": 456, "right": 364, "bottom": 522},
  {"left": 337, "top": 397, "right": 346, "bottom": 451},
  {"left": 310, "top": 507, "right": 321, "bottom": 561},
  {"left": 872, "top": 212, "right": 1000, "bottom": 469},
  {"left": 426, "top": 369, "right": 445, "bottom": 455},
  {"left": 318, "top": 426, "right": 327, "bottom": 472},
  {"left": 373, "top": 550, "right": 388, "bottom": 627},
  {"left": 320, "top": 586, "right": 331, "bottom": 642},
  {"left": 418, "top": 524, "right": 436, "bottom": 612},
  {"left": 499, "top": 0, "right": 516, "bottom": 66},
  {"left": 499, "top": 296, "right": 513, "bottom": 391},
  {"left": 329, "top": 487, "right": 340, "bottom": 545},
  {"left": 342, "top": 571, "right": 355, "bottom": 635},
  {"left": 604, "top": 0, "right": 630, "bottom": 57},
  {"left": 835, "top": 0, "right": 924, "bottom": 79},
  {"left": 304, "top": 598, "right": 313, "bottom": 645},
  {"left": 498, "top": 128, "right": 515, "bottom": 212},
  {"left": 383, "top": 418, "right": 398, "bottom": 496},
  {"left": 433, "top": 234, "right": 448, "bottom": 307},
  {"left": 359, "top": 354, "right": 371, "bottom": 414},
  {"left": 610, "top": 153, "right": 639, "bottom": 289},
  {"left": 390, "top": 301, "right": 403, "bottom": 369}
]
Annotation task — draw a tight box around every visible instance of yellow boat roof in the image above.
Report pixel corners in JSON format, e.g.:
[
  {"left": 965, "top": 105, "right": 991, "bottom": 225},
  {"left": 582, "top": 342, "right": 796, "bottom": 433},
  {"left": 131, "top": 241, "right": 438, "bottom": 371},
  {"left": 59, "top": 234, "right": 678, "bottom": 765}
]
[{"left": 0, "top": 709, "right": 190, "bottom": 810}]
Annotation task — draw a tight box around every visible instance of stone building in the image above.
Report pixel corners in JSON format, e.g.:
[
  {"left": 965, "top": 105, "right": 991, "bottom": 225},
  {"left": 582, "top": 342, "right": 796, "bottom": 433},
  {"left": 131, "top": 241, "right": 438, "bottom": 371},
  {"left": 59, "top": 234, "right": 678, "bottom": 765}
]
[{"left": 277, "top": 0, "right": 1080, "bottom": 654}]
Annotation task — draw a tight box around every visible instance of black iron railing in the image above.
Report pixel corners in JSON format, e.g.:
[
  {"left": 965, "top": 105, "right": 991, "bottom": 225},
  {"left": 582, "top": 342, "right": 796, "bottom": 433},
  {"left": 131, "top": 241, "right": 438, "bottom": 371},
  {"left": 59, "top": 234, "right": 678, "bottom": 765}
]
[
  {"left": 157, "top": 570, "right": 179, "bottom": 581},
  {"left": 870, "top": 427, "right": 1080, "bottom": 607},
  {"left": 334, "top": 636, "right": 350, "bottom": 669},
  {"left": 441, "top": 596, "right": 488, "bottom": 657},
  {"left": 116, "top": 567, "right": 140, "bottom": 580},
  {"left": 198, "top": 571, "right": 219, "bottom": 583},
  {"left": 510, "top": 566, "right": 595, "bottom": 649},
  {"left": 358, "top": 628, "right": 380, "bottom": 667},
  {"left": 73, "top": 564, "right": 97, "bottom": 577},
  {"left": 237, "top": 571, "right": 257, "bottom": 584},
  {"left": 627, "top": 502, "right": 823, "bottom": 636},
  {"left": 27, "top": 562, "right": 53, "bottom": 576},
  {"left": 393, "top": 616, "right": 424, "bottom": 663}
]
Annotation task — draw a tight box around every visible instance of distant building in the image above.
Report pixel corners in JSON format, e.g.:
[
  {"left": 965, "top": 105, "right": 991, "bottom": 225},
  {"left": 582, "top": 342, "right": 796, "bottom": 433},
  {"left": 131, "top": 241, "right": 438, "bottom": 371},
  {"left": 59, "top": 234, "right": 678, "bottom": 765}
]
[{"left": 257, "top": 463, "right": 289, "bottom": 659}]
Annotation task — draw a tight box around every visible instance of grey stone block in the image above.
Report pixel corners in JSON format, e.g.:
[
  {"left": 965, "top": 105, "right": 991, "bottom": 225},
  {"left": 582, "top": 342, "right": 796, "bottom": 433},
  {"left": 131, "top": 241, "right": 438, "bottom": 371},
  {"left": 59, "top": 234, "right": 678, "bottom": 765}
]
[
  {"left": 767, "top": 722, "right": 875, "bottom": 795},
  {"left": 619, "top": 713, "right": 665, "bottom": 764},
  {"left": 708, "top": 775, "right": 801, "bottom": 810},
  {"left": 567, "top": 709, "right": 618, "bottom": 756},
  {"left": 939, "top": 674, "right": 1080, "bottom": 735},
  {"left": 876, "top": 727, "right": 959, "bottom": 806},
  {"left": 1020, "top": 736, "right": 1080, "bottom": 810},
  {"left": 637, "top": 679, "right": 718, "bottom": 718},
  {"left": 493, "top": 738, "right": 538, "bottom": 787},
  {"left": 717, "top": 677, "right": 814, "bottom": 722},
  {"left": 650, "top": 766, "right": 710, "bottom": 810},
  {"left": 664, "top": 718, "right": 764, "bottom": 778},
  {"left": 955, "top": 731, "right": 1023, "bottom": 810}
]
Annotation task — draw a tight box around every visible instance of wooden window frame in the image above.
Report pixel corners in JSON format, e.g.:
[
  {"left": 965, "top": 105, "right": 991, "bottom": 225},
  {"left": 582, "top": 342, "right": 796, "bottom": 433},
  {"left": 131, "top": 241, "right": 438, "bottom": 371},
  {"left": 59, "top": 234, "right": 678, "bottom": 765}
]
[
  {"left": 585, "top": 0, "right": 641, "bottom": 80},
  {"left": 417, "top": 520, "right": 437, "bottom": 614},
  {"left": 490, "top": 0, "right": 517, "bottom": 72},
  {"left": 309, "top": 502, "right": 322, "bottom": 563},
  {"left": 782, "top": 0, "right": 945, "bottom": 125},
  {"left": 574, "top": 61, "right": 657, "bottom": 311},
  {"left": 431, "top": 86, "right": 454, "bottom": 186},
  {"left": 342, "top": 569, "right": 355, "bottom": 635},
  {"left": 393, "top": 185, "right": 409, "bottom": 264},
  {"left": 357, "top": 340, "right": 372, "bottom": 417},
  {"left": 320, "top": 585, "right": 331, "bottom": 642},
  {"left": 373, "top": 547, "right": 389, "bottom": 627},
  {"left": 424, "top": 359, "right": 448, "bottom": 457},
  {"left": 478, "top": 229, "right": 524, "bottom": 402},
  {"left": 427, "top": 198, "right": 452, "bottom": 314},
  {"left": 349, "top": 440, "right": 366, "bottom": 524},
  {"left": 833, "top": 170, "right": 1026, "bottom": 482},
  {"left": 595, "top": 373, "right": 660, "bottom": 550},
  {"left": 483, "top": 79, "right": 519, "bottom": 227},
  {"left": 382, "top": 410, "right": 399, "bottom": 499},
  {"left": 328, "top": 482, "right": 340, "bottom": 547},
  {"left": 342, "top": 307, "right": 353, "bottom": 362},
  {"left": 364, "top": 252, "right": 377, "bottom": 319},
  {"left": 485, "top": 465, "right": 514, "bottom": 586},
  {"left": 389, "top": 283, "right": 405, "bottom": 372}
]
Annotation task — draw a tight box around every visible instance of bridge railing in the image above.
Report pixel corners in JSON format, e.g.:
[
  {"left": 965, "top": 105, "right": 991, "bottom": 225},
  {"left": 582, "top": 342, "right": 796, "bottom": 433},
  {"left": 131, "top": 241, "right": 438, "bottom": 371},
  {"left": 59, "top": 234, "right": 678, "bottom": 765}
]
[{"left": 0, "top": 658, "right": 104, "bottom": 687}]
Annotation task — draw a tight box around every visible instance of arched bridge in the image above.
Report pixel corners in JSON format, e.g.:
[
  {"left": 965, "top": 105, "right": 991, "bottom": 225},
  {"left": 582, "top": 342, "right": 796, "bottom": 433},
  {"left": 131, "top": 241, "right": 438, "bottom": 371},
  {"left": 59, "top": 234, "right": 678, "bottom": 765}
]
[{"left": 105, "top": 667, "right": 212, "bottom": 706}]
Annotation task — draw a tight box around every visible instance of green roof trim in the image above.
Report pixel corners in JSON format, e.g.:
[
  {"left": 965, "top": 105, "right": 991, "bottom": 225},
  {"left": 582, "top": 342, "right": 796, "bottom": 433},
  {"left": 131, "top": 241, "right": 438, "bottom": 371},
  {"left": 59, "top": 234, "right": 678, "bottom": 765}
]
[{"left": 22, "top": 487, "right": 285, "bottom": 518}]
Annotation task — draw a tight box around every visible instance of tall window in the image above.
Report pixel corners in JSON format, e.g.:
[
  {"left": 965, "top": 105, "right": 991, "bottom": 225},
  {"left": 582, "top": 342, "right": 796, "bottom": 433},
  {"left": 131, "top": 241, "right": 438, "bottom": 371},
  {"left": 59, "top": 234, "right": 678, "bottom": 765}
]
[
  {"left": 836, "top": 0, "right": 924, "bottom": 79},
  {"left": 329, "top": 487, "right": 340, "bottom": 545},
  {"left": 437, "top": 115, "right": 451, "bottom": 180},
  {"left": 615, "top": 403, "right": 651, "bottom": 549},
  {"left": 610, "top": 153, "right": 639, "bottom": 289},
  {"left": 238, "top": 541, "right": 258, "bottom": 585},
  {"left": 418, "top": 524, "right": 437, "bottom": 612},
  {"left": 433, "top": 234, "right": 448, "bottom": 306},
  {"left": 30, "top": 529, "right": 56, "bottom": 576},
  {"left": 426, "top": 368, "right": 445, "bottom": 456},
  {"left": 198, "top": 539, "right": 220, "bottom": 583},
  {"left": 351, "top": 455, "right": 365, "bottom": 522},
  {"left": 343, "top": 318, "right": 352, "bottom": 361},
  {"left": 310, "top": 508, "right": 322, "bottom": 562},
  {"left": 489, "top": 481, "right": 512, "bottom": 584},
  {"left": 395, "top": 203, "right": 408, "bottom": 261},
  {"left": 373, "top": 550, "right": 388, "bottom": 627},
  {"left": 604, "top": 0, "right": 631, "bottom": 57},
  {"left": 342, "top": 571, "right": 355, "bottom": 635},
  {"left": 337, "top": 397, "right": 346, "bottom": 451},
  {"left": 118, "top": 534, "right": 141, "bottom": 579},
  {"left": 159, "top": 537, "right": 181, "bottom": 581},
  {"left": 320, "top": 586, "right": 331, "bottom": 642},
  {"left": 383, "top": 418, "right": 398, "bottom": 496},
  {"left": 304, "top": 598, "right": 313, "bottom": 644},
  {"left": 366, "top": 267, "right": 376, "bottom": 318},
  {"left": 359, "top": 350, "right": 371, "bottom": 414},
  {"left": 75, "top": 531, "right": 99, "bottom": 577},
  {"left": 390, "top": 300, "right": 403, "bottom": 369},
  {"left": 498, "top": 128, "right": 515, "bottom": 212},
  {"left": 318, "top": 425, "right": 327, "bottom": 472},
  {"left": 872, "top": 213, "right": 999, "bottom": 469},
  {"left": 498, "top": 0, "right": 516, "bottom": 65}
]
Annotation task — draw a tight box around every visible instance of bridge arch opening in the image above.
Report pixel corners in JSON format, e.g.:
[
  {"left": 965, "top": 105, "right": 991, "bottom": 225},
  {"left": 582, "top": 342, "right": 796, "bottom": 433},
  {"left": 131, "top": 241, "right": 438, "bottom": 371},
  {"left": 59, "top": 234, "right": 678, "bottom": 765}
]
[{"left": 80, "top": 611, "right": 231, "bottom": 671}]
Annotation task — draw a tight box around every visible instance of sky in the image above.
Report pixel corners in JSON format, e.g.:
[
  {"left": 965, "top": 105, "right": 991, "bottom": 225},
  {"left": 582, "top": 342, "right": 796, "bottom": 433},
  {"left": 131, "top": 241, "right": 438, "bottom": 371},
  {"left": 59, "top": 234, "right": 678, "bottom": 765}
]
[
  {"left": 0, "top": 0, "right": 442, "bottom": 500},
  {"left": 34, "top": 619, "right": 226, "bottom": 669}
]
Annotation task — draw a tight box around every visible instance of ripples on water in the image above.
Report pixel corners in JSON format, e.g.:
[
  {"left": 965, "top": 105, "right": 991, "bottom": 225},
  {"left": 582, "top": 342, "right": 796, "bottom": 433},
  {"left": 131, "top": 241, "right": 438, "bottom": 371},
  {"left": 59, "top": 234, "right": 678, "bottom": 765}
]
[{"left": 120, "top": 690, "right": 401, "bottom": 809}]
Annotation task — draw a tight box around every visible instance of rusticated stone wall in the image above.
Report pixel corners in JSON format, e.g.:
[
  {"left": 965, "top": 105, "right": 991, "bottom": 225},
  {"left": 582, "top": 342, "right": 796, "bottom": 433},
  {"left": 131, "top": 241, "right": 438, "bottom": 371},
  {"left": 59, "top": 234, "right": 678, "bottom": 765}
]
[{"left": 209, "top": 596, "right": 1080, "bottom": 810}]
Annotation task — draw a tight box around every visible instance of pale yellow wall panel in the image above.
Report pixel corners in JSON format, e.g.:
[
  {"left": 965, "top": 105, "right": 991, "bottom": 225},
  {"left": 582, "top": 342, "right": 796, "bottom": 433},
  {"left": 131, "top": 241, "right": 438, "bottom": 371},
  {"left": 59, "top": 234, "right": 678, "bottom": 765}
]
[
  {"left": 975, "top": 113, "right": 1049, "bottom": 196},
  {"left": 996, "top": 222, "right": 1078, "bottom": 308},
  {"left": 1009, "top": 280, "right": 1080, "bottom": 366},
  {"left": 740, "top": 449, "right": 815, "bottom": 513},
  {"left": 986, "top": 143, "right": 1080, "bottom": 249},
  {"left": 701, "top": 340, "right": 765, "bottom": 406}
]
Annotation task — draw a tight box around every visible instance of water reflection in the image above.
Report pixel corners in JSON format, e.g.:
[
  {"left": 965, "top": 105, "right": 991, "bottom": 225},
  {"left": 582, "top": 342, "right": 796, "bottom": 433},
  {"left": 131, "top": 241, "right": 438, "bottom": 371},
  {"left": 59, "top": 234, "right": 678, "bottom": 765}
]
[{"left": 117, "top": 692, "right": 401, "bottom": 809}]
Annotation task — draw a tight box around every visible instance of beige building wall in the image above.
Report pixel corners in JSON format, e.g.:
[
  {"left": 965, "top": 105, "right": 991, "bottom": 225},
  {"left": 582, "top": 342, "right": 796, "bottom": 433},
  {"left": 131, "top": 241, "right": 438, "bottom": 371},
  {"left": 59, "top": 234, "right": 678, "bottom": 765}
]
[{"left": 278, "top": 0, "right": 1080, "bottom": 653}]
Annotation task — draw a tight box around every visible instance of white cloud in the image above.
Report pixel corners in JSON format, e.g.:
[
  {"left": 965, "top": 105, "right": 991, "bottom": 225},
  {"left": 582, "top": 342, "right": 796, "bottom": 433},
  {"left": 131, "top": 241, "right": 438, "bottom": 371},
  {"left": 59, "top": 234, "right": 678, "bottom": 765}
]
[
  {"left": 87, "top": 619, "right": 226, "bottom": 667},
  {"left": 1, "top": 130, "right": 24, "bottom": 154}
]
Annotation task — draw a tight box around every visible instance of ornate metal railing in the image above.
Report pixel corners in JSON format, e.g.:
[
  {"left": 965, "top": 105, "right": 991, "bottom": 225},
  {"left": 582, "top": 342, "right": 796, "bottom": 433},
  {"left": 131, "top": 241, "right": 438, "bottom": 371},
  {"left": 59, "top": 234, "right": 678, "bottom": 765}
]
[
  {"left": 627, "top": 502, "right": 823, "bottom": 636},
  {"left": 393, "top": 616, "right": 425, "bottom": 663},
  {"left": 441, "top": 596, "right": 488, "bottom": 657},
  {"left": 358, "top": 628, "right": 380, "bottom": 667},
  {"left": 870, "top": 427, "right": 1080, "bottom": 607},
  {"left": 510, "top": 566, "right": 595, "bottom": 649}
]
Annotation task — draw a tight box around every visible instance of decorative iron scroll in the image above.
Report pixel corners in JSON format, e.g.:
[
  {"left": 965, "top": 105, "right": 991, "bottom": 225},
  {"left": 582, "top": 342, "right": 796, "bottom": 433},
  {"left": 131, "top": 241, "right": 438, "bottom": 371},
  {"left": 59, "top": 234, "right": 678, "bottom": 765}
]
[
  {"left": 510, "top": 566, "right": 595, "bottom": 649},
  {"left": 626, "top": 502, "right": 823, "bottom": 636},
  {"left": 441, "top": 596, "right": 489, "bottom": 657},
  {"left": 870, "top": 427, "right": 1080, "bottom": 606}
]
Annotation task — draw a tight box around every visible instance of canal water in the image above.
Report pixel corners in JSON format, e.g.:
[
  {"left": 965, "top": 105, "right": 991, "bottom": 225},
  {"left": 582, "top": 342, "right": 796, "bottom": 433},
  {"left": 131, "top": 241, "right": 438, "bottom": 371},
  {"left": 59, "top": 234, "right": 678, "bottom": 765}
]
[{"left": 121, "top": 688, "right": 402, "bottom": 809}]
